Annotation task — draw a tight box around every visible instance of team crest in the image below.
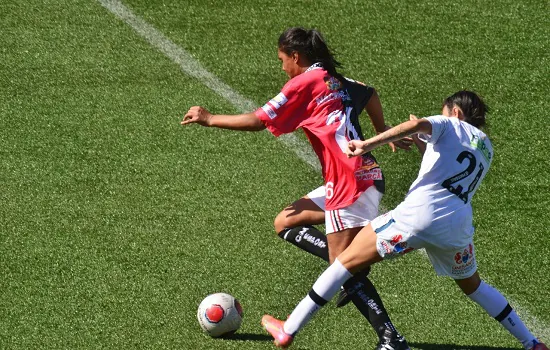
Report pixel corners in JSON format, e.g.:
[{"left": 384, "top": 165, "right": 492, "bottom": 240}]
[
  {"left": 324, "top": 76, "right": 342, "bottom": 91},
  {"left": 451, "top": 244, "right": 476, "bottom": 276}
]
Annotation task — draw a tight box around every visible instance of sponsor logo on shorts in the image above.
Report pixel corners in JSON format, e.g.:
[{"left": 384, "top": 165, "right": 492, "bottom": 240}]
[
  {"left": 390, "top": 235, "right": 403, "bottom": 246},
  {"left": 379, "top": 240, "right": 392, "bottom": 254},
  {"left": 452, "top": 244, "right": 475, "bottom": 276},
  {"left": 385, "top": 234, "right": 414, "bottom": 256}
]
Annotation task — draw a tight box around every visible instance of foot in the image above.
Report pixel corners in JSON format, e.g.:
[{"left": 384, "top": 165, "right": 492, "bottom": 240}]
[
  {"left": 532, "top": 341, "right": 549, "bottom": 350},
  {"left": 335, "top": 288, "right": 352, "bottom": 308},
  {"left": 261, "top": 315, "right": 294, "bottom": 348},
  {"left": 376, "top": 335, "right": 410, "bottom": 350}
]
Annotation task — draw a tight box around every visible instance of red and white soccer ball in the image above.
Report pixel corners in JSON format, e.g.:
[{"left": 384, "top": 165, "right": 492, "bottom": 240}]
[{"left": 197, "top": 293, "right": 243, "bottom": 337}]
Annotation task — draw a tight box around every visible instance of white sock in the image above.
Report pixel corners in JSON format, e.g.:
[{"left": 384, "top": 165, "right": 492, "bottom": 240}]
[
  {"left": 284, "top": 259, "right": 353, "bottom": 335},
  {"left": 468, "top": 281, "right": 536, "bottom": 348}
]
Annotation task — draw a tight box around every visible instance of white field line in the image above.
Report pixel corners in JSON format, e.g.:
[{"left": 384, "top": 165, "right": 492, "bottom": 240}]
[
  {"left": 95, "top": 0, "right": 321, "bottom": 172},
  {"left": 96, "top": 0, "right": 549, "bottom": 340}
]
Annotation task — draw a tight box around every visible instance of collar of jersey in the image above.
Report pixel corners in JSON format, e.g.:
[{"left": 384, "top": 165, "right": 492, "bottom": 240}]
[{"left": 305, "top": 62, "right": 323, "bottom": 72}]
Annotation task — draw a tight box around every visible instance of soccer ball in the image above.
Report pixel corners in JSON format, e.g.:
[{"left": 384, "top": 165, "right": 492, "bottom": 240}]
[{"left": 197, "top": 293, "right": 243, "bottom": 337}]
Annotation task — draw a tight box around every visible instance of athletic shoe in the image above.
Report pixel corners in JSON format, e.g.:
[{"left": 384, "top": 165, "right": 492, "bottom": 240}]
[
  {"left": 335, "top": 288, "right": 352, "bottom": 308},
  {"left": 261, "top": 315, "right": 294, "bottom": 348},
  {"left": 532, "top": 341, "right": 549, "bottom": 350},
  {"left": 375, "top": 335, "right": 410, "bottom": 350}
]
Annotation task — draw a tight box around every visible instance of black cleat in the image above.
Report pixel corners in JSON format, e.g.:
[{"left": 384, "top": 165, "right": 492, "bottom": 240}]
[
  {"left": 335, "top": 288, "right": 352, "bottom": 308},
  {"left": 375, "top": 335, "right": 410, "bottom": 350}
]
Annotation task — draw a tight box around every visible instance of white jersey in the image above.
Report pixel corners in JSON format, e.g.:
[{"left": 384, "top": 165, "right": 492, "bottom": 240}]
[{"left": 392, "top": 115, "right": 493, "bottom": 248}]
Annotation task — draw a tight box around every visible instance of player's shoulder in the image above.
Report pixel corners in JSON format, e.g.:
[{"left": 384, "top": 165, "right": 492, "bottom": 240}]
[{"left": 284, "top": 69, "right": 324, "bottom": 91}]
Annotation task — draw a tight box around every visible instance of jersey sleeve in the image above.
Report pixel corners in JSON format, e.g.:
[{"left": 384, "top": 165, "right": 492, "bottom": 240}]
[
  {"left": 254, "top": 79, "right": 309, "bottom": 137},
  {"left": 342, "top": 78, "right": 374, "bottom": 112},
  {"left": 422, "top": 115, "right": 451, "bottom": 144}
]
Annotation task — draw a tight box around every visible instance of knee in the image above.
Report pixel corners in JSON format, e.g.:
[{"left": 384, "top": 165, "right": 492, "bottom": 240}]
[
  {"left": 274, "top": 211, "right": 304, "bottom": 233},
  {"left": 455, "top": 272, "right": 482, "bottom": 295},
  {"left": 273, "top": 212, "right": 290, "bottom": 234}
]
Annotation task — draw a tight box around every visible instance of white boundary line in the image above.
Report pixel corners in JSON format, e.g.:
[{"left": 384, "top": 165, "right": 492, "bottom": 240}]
[
  {"left": 96, "top": 0, "right": 549, "bottom": 340},
  {"left": 95, "top": 0, "right": 321, "bottom": 172}
]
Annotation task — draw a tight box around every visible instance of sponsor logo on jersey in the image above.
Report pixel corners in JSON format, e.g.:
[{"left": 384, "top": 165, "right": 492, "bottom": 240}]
[
  {"left": 359, "top": 156, "right": 379, "bottom": 171},
  {"left": 261, "top": 104, "right": 277, "bottom": 119},
  {"left": 269, "top": 92, "right": 288, "bottom": 109},
  {"left": 452, "top": 243, "right": 475, "bottom": 276},
  {"left": 317, "top": 90, "right": 350, "bottom": 105},
  {"left": 470, "top": 135, "right": 492, "bottom": 162},
  {"left": 355, "top": 167, "right": 383, "bottom": 181}
]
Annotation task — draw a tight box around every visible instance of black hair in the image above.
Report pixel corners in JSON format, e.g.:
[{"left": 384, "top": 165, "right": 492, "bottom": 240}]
[
  {"left": 443, "top": 90, "right": 489, "bottom": 128},
  {"left": 278, "top": 27, "right": 343, "bottom": 79}
]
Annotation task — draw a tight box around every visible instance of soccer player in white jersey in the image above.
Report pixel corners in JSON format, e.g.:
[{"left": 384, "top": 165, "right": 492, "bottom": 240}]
[{"left": 262, "top": 90, "right": 548, "bottom": 350}]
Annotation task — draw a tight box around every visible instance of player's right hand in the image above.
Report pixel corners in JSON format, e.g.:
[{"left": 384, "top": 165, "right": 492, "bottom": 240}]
[
  {"left": 181, "top": 106, "right": 212, "bottom": 126},
  {"left": 346, "top": 140, "right": 370, "bottom": 158}
]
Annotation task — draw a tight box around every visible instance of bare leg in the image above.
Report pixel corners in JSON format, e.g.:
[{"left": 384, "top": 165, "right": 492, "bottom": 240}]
[
  {"left": 274, "top": 196, "right": 324, "bottom": 233},
  {"left": 274, "top": 195, "right": 329, "bottom": 261},
  {"left": 327, "top": 227, "right": 361, "bottom": 263},
  {"left": 337, "top": 223, "right": 383, "bottom": 274}
]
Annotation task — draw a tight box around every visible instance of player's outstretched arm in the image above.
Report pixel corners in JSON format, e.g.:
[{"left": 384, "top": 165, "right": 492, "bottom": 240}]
[
  {"left": 181, "top": 106, "right": 266, "bottom": 131},
  {"left": 364, "top": 89, "right": 413, "bottom": 152},
  {"left": 346, "top": 118, "right": 432, "bottom": 157},
  {"left": 409, "top": 114, "right": 427, "bottom": 155}
]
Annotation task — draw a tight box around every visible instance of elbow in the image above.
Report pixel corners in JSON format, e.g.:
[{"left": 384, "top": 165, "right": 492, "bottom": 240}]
[{"left": 252, "top": 122, "right": 266, "bottom": 131}]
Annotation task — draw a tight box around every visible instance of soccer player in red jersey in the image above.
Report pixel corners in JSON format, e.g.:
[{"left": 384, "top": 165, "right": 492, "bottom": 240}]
[{"left": 182, "top": 27, "right": 412, "bottom": 349}]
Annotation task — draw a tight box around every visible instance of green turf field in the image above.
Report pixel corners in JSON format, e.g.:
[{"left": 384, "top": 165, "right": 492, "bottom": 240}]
[{"left": 1, "top": 0, "right": 548, "bottom": 349}]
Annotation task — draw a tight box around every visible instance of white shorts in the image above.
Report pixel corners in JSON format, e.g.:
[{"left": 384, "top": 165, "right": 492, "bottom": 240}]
[
  {"left": 307, "top": 186, "right": 383, "bottom": 234},
  {"left": 371, "top": 211, "right": 477, "bottom": 279}
]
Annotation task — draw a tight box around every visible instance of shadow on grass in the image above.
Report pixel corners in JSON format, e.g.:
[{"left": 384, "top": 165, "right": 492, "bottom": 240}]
[
  {"left": 221, "top": 332, "right": 273, "bottom": 342},
  {"left": 410, "top": 343, "right": 519, "bottom": 350}
]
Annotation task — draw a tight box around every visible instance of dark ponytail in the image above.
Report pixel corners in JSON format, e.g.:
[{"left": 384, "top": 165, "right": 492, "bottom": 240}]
[
  {"left": 278, "top": 27, "right": 343, "bottom": 79},
  {"left": 443, "top": 90, "right": 489, "bottom": 128}
]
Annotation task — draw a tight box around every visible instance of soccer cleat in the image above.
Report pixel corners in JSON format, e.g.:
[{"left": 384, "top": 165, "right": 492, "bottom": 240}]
[
  {"left": 335, "top": 287, "right": 352, "bottom": 308},
  {"left": 261, "top": 315, "right": 294, "bottom": 348},
  {"left": 532, "top": 341, "right": 549, "bottom": 350},
  {"left": 375, "top": 335, "right": 410, "bottom": 350}
]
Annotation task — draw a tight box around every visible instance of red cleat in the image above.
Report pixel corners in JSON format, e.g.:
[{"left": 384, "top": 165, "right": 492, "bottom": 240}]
[
  {"left": 533, "top": 343, "right": 548, "bottom": 350},
  {"left": 261, "top": 315, "right": 294, "bottom": 348}
]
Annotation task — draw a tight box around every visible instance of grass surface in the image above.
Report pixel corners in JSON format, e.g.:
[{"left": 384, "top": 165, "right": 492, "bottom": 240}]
[{"left": 0, "top": 0, "right": 548, "bottom": 349}]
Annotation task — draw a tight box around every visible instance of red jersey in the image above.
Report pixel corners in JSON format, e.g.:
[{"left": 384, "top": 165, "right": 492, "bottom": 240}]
[{"left": 255, "top": 65, "right": 383, "bottom": 210}]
